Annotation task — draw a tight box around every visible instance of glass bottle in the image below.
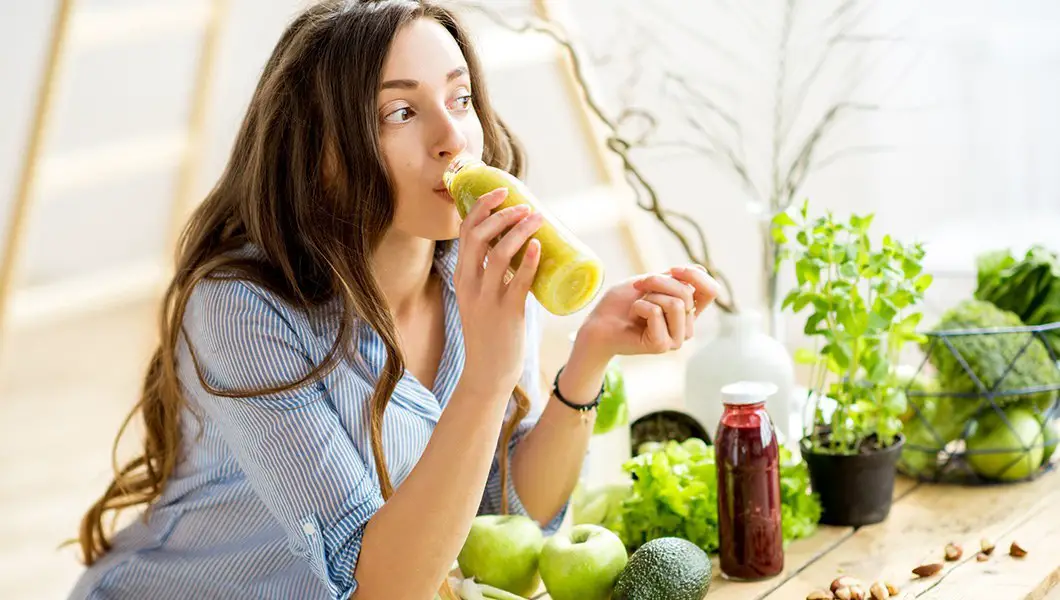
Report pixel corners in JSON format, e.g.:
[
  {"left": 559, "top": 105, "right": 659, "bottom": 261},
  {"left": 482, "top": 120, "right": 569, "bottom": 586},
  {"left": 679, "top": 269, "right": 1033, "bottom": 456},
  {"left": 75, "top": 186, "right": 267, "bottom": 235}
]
[
  {"left": 715, "top": 380, "right": 784, "bottom": 580},
  {"left": 443, "top": 154, "right": 605, "bottom": 316}
]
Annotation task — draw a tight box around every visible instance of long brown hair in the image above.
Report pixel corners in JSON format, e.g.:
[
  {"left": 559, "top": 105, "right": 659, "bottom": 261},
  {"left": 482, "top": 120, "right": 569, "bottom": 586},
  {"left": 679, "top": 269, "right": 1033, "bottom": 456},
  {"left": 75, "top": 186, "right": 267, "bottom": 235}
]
[{"left": 77, "top": 0, "right": 531, "bottom": 590}]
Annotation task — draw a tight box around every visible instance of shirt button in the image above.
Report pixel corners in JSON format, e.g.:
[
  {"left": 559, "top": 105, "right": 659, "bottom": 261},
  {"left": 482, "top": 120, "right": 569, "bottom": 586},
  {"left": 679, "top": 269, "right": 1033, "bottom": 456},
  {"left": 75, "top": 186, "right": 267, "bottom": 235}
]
[{"left": 303, "top": 522, "right": 316, "bottom": 536}]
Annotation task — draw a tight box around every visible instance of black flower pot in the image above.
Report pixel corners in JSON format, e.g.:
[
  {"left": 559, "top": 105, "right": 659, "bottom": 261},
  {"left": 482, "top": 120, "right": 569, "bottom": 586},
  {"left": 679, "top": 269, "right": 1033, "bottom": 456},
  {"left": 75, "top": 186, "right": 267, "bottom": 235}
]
[{"left": 801, "top": 434, "right": 905, "bottom": 527}]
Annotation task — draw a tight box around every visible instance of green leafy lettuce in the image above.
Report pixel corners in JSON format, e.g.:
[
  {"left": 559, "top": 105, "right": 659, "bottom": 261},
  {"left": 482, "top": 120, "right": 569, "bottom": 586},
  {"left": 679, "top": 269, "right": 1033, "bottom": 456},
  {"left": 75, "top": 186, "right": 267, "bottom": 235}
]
[
  {"left": 581, "top": 439, "right": 821, "bottom": 555},
  {"left": 975, "top": 245, "right": 1060, "bottom": 356}
]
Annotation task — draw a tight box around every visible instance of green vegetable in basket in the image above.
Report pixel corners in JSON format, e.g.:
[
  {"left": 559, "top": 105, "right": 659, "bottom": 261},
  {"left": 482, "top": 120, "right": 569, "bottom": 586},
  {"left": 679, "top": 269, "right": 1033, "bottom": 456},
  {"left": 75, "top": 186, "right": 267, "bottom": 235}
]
[
  {"left": 924, "top": 299, "right": 1059, "bottom": 421},
  {"left": 975, "top": 245, "right": 1060, "bottom": 356},
  {"left": 890, "top": 365, "right": 948, "bottom": 477},
  {"left": 897, "top": 393, "right": 945, "bottom": 478},
  {"left": 966, "top": 407, "right": 1044, "bottom": 481},
  {"left": 1039, "top": 413, "right": 1060, "bottom": 466},
  {"left": 891, "top": 364, "right": 938, "bottom": 424}
]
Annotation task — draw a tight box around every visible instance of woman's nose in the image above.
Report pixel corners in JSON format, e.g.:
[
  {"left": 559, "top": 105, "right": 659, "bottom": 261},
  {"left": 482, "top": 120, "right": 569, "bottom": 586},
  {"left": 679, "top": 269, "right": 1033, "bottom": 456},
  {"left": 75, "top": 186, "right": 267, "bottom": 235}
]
[{"left": 432, "top": 113, "right": 468, "bottom": 160}]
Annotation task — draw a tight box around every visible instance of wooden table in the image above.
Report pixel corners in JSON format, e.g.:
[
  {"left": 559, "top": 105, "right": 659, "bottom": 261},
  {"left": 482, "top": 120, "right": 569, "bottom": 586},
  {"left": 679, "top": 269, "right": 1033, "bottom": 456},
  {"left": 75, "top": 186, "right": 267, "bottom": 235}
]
[{"left": 530, "top": 468, "right": 1060, "bottom": 600}]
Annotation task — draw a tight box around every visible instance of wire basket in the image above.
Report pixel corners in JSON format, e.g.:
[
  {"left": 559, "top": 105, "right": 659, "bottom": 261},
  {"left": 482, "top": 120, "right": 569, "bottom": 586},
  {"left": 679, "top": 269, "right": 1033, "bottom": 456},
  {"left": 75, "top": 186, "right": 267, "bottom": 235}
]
[{"left": 897, "top": 321, "right": 1060, "bottom": 485}]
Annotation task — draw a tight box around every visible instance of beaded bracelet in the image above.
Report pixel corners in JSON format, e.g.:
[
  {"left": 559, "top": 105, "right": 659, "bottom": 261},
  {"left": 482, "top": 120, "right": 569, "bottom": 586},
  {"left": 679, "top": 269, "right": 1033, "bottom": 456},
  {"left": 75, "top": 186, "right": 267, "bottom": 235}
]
[{"left": 552, "top": 366, "right": 603, "bottom": 412}]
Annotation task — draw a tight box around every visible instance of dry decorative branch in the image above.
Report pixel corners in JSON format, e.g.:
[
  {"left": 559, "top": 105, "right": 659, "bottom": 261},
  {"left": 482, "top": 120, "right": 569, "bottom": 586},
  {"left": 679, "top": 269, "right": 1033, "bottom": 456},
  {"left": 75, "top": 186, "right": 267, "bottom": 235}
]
[
  {"left": 461, "top": 1, "right": 738, "bottom": 312},
  {"left": 463, "top": 0, "right": 913, "bottom": 326}
]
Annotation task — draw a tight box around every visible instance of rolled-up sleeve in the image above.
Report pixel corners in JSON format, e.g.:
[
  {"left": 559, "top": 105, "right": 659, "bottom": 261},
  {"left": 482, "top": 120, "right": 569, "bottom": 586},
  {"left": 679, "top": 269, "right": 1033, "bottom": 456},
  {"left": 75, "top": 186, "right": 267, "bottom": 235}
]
[
  {"left": 182, "top": 278, "right": 382, "bottom": 600},
  {"left": 478, "top": 299, "right": 572, "bottom": 535}
]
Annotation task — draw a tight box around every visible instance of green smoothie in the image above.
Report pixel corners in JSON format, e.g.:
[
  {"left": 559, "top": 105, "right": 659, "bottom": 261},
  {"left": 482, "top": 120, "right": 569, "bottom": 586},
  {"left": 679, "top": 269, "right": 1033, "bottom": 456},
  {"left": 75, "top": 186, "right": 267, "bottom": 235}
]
[{"left": 443, "top": 155, "right": 605, "bottom": 316}]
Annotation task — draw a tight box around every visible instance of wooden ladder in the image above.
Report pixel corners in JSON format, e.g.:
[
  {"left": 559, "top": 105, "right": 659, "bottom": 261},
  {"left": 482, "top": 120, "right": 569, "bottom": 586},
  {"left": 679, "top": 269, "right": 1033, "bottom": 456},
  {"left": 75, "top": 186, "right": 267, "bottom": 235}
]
[{"left": 0, "top": 0, "right": 229, "bottom": 341}]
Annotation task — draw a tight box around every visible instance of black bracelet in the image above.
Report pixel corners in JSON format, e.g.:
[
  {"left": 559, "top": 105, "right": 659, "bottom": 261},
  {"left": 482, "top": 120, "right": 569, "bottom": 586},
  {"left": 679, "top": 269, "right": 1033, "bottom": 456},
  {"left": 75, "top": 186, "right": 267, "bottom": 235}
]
[{"left": 552, "top": 366, "right": 604, "bottom": 412}]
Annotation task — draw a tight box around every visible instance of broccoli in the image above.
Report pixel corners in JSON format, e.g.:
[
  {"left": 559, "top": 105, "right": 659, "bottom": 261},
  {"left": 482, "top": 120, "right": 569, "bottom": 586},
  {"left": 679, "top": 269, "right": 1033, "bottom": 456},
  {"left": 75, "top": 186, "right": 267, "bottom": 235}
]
[{"left": 922, "top": 299, "right": 1058, "bottom": 430}]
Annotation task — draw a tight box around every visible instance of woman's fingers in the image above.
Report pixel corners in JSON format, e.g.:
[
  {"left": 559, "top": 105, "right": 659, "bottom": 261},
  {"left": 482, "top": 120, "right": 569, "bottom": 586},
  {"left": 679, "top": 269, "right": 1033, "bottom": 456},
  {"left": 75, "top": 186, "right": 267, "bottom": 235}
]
[
  {"left": 633, "top": 274, "right": 696, "bottom": 316},
  {"left": 640, "top": 292, "right": 686, "bottom": 346},
  {"left": 456, "top": 189, "right": 520, "bottom": 282},
  {"left": 507, "top": 239, "right": 541, "bottom": 302},
  {"left": 484, "top": 211, "right": 543, "bottom": 291},
  {"left": 682, "top": 298, "right": 696, "bottom": 340},
  {"left": 668, "top": 265, "right": 720, "bottom": 317},
  {"left": 476, "top": 204, "right": 533, "bottom": 249},
  {"left": 461, "top": 188, "right": 510, "bottom": 230},
  {"left": 632, "top": 299, "right": 671, "bottom": 352}
]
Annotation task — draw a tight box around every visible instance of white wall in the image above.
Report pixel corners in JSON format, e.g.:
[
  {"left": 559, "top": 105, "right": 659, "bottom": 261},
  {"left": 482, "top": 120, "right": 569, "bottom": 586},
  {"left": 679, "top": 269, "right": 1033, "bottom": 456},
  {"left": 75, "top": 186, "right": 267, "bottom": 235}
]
[
  {"left": 3, "top": 0, "right": 1058, "bottom": 338},
  {"left": 561, "top": 0, "right": 1060, "bottom": 345},
  {"left": 0, "top": 1, "right": 63, "bottom": 272}
]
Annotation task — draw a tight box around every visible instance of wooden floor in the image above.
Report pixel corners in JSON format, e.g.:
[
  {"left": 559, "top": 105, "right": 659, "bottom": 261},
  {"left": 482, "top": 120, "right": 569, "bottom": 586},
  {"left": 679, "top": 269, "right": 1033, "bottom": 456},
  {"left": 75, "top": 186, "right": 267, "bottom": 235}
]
[{"left": 0, "top": 300, "right": 158, "bottom": 600}]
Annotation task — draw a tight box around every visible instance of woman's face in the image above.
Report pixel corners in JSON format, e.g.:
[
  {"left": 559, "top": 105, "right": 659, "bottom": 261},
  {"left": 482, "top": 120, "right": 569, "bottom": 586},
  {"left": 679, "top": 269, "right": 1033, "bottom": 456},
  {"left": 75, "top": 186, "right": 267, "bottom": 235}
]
[{"left": 377, "top": 17, "right": 484, "bottom": 241}]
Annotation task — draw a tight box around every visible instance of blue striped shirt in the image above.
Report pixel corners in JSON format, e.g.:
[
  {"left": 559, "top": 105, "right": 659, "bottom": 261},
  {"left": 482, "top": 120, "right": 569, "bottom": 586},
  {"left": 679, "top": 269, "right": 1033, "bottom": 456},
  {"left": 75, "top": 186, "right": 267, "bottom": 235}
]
[{"left": 69, "top": 242, "right": 569, "bottom": 600}]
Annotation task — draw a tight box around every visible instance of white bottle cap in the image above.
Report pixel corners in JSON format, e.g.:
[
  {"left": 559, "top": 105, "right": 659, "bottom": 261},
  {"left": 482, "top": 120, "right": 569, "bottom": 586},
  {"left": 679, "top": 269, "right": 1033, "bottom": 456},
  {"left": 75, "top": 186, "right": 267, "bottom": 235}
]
[{"left": 720, "top": 381, "right": 778, "bottom": 405}]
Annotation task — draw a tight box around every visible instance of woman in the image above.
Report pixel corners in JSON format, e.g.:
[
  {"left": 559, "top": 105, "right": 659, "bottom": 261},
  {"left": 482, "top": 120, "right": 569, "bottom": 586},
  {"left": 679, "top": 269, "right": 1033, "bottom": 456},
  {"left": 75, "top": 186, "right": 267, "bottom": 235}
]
[{"left": 69, "top": 1, "right": 717, "bottom": 599}]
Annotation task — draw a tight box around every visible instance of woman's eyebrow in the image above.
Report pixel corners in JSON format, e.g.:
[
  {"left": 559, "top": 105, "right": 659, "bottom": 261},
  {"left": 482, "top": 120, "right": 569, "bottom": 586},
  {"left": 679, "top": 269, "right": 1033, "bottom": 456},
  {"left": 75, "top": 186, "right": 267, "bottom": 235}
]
[{"left": 380, "top": 66, "right": 468, "bottom": 90}]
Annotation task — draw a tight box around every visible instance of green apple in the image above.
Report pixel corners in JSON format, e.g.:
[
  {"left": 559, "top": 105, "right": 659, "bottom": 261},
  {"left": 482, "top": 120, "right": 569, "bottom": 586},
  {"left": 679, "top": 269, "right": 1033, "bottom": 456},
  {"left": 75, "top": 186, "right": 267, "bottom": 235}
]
[
  {"left": 966, "top": 408, "right": 1044, "bottom": 481},
  {"left": 572, "top": 482, "right": 630, "bottom": 529},
  {"left": 539, "top": 524, "right": 628, "bottom": 600},
  {"left": 457, "top": 515, "right": 544, "bottom": 597},
  {"left": 898, "top": 416, "right": 942, "bottom": 478},
  {"left": 890, "top": 364, "right": 938, "bottom": 424},
  {"left": 1041, "top": 418, "right": 1059, "bottom": 466}
]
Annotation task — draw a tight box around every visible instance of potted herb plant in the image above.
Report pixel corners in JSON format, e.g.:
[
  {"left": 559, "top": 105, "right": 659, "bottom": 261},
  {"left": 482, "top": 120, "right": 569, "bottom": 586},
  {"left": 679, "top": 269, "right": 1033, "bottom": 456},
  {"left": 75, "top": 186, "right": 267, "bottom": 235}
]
[{"left": 771, "top": 200, "right": 933, "bottom": 526}]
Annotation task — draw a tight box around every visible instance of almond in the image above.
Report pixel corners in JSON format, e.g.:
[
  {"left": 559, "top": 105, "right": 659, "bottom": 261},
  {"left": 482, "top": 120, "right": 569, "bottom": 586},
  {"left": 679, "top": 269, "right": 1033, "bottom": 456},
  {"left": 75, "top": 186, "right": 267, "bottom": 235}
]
[
  {"left": 976, "top": 551, "right": 990, "bottom": 562},
  {"left": 806, "top": 591, "right": 834, "bottom": 600},
  {"left": 980, "top": 538, "right": 995, "bottom": 556},
  {"left": 870, "top": 581, "right": 891, "bottom": 600},
  {"left": 835, "top": 587, "right": 854, "bottom": 600},
  {"left": 1010, "top": 541, "right": 1028, "bottom": 558},
  {"left": 912, "top": 563, "right": 943, "bottom": 578},
  {"left": 944, "top": 542, "right": 963, "bottom": 561},
  {"left": 832, "top": 576, "right": 862, "bottom": 593}
]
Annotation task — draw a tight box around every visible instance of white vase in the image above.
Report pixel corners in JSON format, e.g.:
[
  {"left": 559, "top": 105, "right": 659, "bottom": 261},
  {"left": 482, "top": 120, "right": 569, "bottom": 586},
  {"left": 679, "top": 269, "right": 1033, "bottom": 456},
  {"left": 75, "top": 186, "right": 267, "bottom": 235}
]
[{"left": 683, "top": 309, "right": 800, "bottom": 445}]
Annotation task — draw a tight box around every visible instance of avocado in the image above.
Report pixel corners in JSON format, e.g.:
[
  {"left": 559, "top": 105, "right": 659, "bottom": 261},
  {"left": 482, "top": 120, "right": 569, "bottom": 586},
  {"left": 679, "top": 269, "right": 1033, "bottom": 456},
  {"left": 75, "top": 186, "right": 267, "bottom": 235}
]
[{"left": 612, "top": 537, "right": 712, "bottom": 600}]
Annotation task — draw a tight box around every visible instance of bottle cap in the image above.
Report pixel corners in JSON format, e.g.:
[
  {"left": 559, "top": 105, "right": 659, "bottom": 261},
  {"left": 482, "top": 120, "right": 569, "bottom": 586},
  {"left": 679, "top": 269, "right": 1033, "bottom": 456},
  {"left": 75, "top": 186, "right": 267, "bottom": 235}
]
[{"left": 720, "top": 381, "right": 778, "bottom": 406}]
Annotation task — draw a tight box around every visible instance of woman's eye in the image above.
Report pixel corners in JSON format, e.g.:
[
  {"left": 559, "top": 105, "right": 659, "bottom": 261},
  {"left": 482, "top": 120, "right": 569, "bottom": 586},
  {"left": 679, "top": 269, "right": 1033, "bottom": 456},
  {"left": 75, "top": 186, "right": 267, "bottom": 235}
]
[
  {"left": 383, "top": 106, "right": 414, "bottom": 124},
  {"left": 450, "top": 94, "right": 473, "bottom": 112}
]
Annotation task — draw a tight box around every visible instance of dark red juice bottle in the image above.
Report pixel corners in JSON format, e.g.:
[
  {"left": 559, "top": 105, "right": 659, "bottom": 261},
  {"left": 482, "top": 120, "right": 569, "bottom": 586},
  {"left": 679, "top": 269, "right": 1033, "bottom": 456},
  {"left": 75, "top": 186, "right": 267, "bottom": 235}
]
[{"left": 715, "top": 381, "right": 784, "bottom": 580}]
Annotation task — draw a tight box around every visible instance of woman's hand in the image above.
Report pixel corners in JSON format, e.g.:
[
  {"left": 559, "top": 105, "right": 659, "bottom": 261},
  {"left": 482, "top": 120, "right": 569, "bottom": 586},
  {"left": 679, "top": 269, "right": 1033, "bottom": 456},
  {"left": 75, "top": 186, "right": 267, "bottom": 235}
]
[
  {"left": 454, "top": 188, "right": 542, "bottom": 396},
  {"left": 571, "top": 265, "right": 721, "bottom": 366}
]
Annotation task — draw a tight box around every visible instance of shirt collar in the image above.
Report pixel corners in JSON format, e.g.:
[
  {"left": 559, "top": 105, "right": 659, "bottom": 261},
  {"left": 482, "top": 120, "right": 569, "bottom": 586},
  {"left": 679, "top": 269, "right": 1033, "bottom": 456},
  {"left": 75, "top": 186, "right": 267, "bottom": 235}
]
[{"left": 433, "top": 240, "right": 459, "bottom": 290}]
